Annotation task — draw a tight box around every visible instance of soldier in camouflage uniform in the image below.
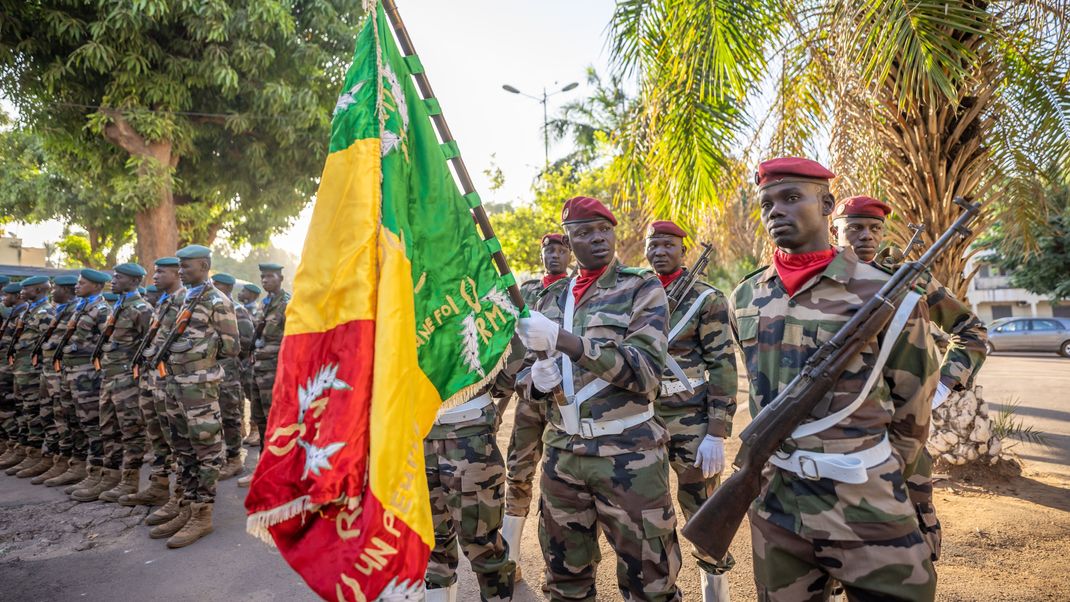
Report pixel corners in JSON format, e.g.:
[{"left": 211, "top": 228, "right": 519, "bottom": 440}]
[
  {"left": 32, "top": 275, "right": 80, "bottom": 485},
  {"left": 0, "top": 283, "right": 27, "bottom": 468},
  {"left": 516, "top": 196, "right": 682, "bottom": 602},
  {"left": 831, "top": 194, "right": 988, "bottom": 563},
  {"left": 144, "top": 284, "right": 161, "bottom": 307},
  {"left": 6, "top": 276, "right": 54, "bottom": 478},
  {"left": 236, "top": 283, "right": 261, "bottom": 447},
  {"left": 90, "top": 264, "right": 153, "bottom": 503},
  {"left": 734, "top": 159, "right": 939, "bottom": 602},
  {"left": 502, "top": 232, "right": 572, "bottom": 570},
  {"left": 645, "top": 220, "right": 737, "bottom": 601},
  {"left": 210, "top": 272, "right": 249, "bottom": 479},
  {"left": 238, "top": 263, "right": 290, "bottom": 487},
  {"left": 150, "top": 245, "right": 239, "bottom": 548},
  {"left": 60, "top": 270, "right": 116, "bottom": 499},
  {"left": 121, "top": 257, "right": 187, "bottom": 515}
]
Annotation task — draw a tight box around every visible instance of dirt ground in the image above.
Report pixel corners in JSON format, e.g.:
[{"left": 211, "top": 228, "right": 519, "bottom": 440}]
[{"left": 1, "top": 353, "right": 1068, "bottom": 601}]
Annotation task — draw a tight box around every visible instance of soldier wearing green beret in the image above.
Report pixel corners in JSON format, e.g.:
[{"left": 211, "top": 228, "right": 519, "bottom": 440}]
[
  {"left": 210, "top": 273, "right": 249, "bottom": 479},
  {"left": 238, "top": 262, "right": 290, "bottom": 487},
  {"left": 236, "top": 282, "right": 262, "bottom": 447},
  {"left": 144, "top": 284, "right": 161, "bottom": 307},
  {"left": 0, "top": 282, "right": 26, "bottom": 467},
  {"left": 5, "top": 276, "right": 54, "bottom": 478},
  {"left": 34, "top": 275, "right": 81, "bottom": 485}
]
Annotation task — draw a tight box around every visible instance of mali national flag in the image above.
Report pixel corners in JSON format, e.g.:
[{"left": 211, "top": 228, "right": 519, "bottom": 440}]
[{"left": 244, "top": 4, "right": 519, "bottom": 600}]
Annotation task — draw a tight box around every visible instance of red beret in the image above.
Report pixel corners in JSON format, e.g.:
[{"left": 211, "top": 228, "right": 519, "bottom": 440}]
[
  {"left": 561, "top": 196, "right": 617, "bottom": 226},
  {"left": 835, "top": 195, "right": 892, "bottom": 220},
  {"left": 755, "top": 157, "right": 835, "bottom": 190},
  {"left": 541, "top": 233, "right": 569, "bottom": 248},
  {"left": 646, "top": 220, "right": 688, "bottom": 239}
]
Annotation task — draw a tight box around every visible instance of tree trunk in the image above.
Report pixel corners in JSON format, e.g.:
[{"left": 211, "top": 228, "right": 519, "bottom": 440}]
[{"left": 101, "top": 111, "right": 179, "bottom": 272}]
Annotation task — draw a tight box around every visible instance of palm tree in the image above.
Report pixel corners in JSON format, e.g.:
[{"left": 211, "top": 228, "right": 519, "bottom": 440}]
[{"left": 610, "top": 1, "right": 1070, "bottom": 297}]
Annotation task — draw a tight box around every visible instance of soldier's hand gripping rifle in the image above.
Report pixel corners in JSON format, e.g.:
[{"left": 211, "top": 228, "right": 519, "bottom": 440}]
[
  {"left": 681, "top": 198, "right": 981, "bottom": 561},
  {"left": 5, "top": 310, "right": 26, "bottom": 366},
  {"left": 31, "top": 311, "right": 64, "bottom": 368},
  {"left": 51, "top": 303, "right": 91, "bottom": 372},
  {"left": 150, "top": 285, "right": 208, "bottom": 378},
  {"left": 130, "top": 310, "right": 164, "bottom": 380},
  {"left": 91, "top": 299, "right": 125, "bottom": 372},
  {"left": 666, "top": 242, "right": 714, "bottom": 313}
]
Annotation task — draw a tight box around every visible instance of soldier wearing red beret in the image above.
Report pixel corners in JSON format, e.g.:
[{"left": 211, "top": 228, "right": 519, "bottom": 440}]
[
  {"left": 829, "top": 195, "right": 893, "bottom": 263},
  {"left": 645, "top": 220, "right": 738, "bottom": 601},
  {"left": 515, "top": 195, "right": 682, "bottom": 600}
]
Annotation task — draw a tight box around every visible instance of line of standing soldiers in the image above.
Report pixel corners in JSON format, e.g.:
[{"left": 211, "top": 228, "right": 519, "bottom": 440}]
[
  {"left": 421, "top": 158, "right": 988, "bottom": 602},
  {"left": 0, "top": 245, "right": 290, "bottom": 550}
]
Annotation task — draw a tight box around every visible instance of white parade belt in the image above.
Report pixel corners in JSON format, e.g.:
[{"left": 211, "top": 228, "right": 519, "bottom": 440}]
[
  {"left": 553, "top": 404, "right": 655, "bottom": 440},
  {"left": 660, "top": 377, "right": 705, "bottom": 397},
  {"left": 435, "top": 393, "right": 492, "bottom": 425},
  {"left": 769, "top": 434, "right": 892, "bottom": 484}
]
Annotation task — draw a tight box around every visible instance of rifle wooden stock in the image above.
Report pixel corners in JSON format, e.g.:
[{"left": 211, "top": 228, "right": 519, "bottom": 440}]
[
  {"left": 91, "top": 310, "right": 121, "bottom": 372},
  {"left": 682, "top": 197, "right": 981, "bottom": 560},
  {"left": 31, "top": 313, "right": 64, "bottom": 368},
  {"left": 131, "top": 316, "right": 162, "bottom": 379},
  {"left": 667, "top": 242, "right": 713, "bottom": 313}
]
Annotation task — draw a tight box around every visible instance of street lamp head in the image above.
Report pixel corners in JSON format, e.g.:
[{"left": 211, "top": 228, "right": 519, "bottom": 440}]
[
  {"left": 502, "top": 85, "right": 521, "bottom": 94},
  {"left": 561, "top": 82, "right": 579, "bottom": 92}
]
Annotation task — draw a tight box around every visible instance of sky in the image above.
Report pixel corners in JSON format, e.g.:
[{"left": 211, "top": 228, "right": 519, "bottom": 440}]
[{"left": 5, "top": 0, "right": 619, "bottom": 260}]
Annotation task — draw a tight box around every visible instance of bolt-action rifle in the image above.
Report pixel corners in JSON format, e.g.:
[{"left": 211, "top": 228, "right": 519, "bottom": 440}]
[
  {"left": 5, "top": 310, "right": 26, "bottom": 366},
  {"left": 51, "top": 301, "right": 95, "bottom": 372},
  {"left": 151, "top": 285, "right": 208, "bottom": 378},
  {"left": 31, "top": 308, "right": 67, "bottom": 368},
  {"left": 91, "top": 298, "right": 126, "bottom": 371}
]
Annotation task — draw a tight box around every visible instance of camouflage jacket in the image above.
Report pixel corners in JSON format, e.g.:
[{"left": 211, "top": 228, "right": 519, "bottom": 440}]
[
  {"left": 519, "top": 279, "right": 542, "bottom": 308},
  {"left": 100, "top": 293, "right": 153, "bottom": 376},
  {"left": 426, "top": 335, "right": 526, "bottom": 440},
  {"left": 235, "top": 303, "right": 256, "bottom": 361},
  {"left": 142, "top": 287, "right": 187, "bottom": 362},
  {"left": 517, "top": 260, "right": 670, "bottom": 457},
  {"left": 730, "top": 247, "right": 939, "bottom": 541},
  {"left": 656, "top": 275, "right": 738, "bottom": 438},
  {"left": 11, "top": 297, "right": 53, "bottom": 374},
  {"left": 878, "top": 249, "right": 988, "bottom": 389},
  {"left": 39, "top": 301, "right": 77, "bottom": 365},
  {"left": 254, "top": 289, "right": 290, "bottom": 361},
  {"left": 162, "top": 283, "right": 239, "bottom": 379},
  {"left": 60, "top": 295, "right": 111, "bottom": 367}
]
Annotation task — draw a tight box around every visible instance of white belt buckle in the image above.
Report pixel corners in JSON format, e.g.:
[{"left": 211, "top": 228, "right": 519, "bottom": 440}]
[
  {"left": 579, "top": 419, "right": 596, "bottom": 439},
  {"left": 798, "top": 455, "right": 821, "bottom": 480}
]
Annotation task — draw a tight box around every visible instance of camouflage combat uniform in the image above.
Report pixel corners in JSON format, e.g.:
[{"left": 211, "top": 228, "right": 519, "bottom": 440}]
[
  {"left": 218, "top": 300, "right": 253, "bottom": 460},
  {"left": 60, "top": 294, "right": 111, "bottom": 466},
  {"left": 161, "top": 283, "right": 239, "bottom": 503},
  {"left": 251, "top": 290, "right": 290, "bottom": 443},
  {"left": 424, "top": 378, "right": 517, "bottom": 601},
  {"left": 655, "top": 274, "right": 738, "bottom": 575},
  {"left": 98, "top": 292, "right": 152, "bottom": 471},
  {"left": 730, "top": 248, "right": 940, "bottom": 602},
  {"left": 40, "top": 302, "right": 77, "bottom": 456},
  {"left": 11, "top": 296, "right": 54, "bottom": 449},
  {"left": 138, "top": 287, "right": 186, "bottom": 480},
  {"left": 518, "top": 260, "right": 682, "bottom": 602},
  {"left": 0, "top": 305, "right": 27, "bottom": 442}
]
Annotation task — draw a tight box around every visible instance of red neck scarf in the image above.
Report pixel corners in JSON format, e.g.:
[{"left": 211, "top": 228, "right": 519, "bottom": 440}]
[
  {"left": 542, "top": 272, "right": 568, "bottom": 289},
  {"left": 572, "top": 265, "right": 608, "bottom": 303},
  {"left": 773, "top": 247, "right": 837, "bottom": 296},
  {"left": 657, "top": 268, "right": 684, "bottom": 289}
]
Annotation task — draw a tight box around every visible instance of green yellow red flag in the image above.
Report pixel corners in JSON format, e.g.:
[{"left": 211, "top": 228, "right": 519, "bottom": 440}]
[{"left": 244, "top": 2, "right": 519, "bottom": 599}]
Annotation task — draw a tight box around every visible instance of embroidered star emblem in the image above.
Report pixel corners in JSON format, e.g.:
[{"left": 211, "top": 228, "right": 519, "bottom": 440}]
[
  {"left": 296, "top": 440, "right": 346, "bottom": 480},
  {"left": 333, "top": 81, "right": 366, "bottom": 118}
]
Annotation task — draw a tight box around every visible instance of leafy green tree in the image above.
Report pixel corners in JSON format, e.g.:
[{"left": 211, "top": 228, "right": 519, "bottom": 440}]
[
  {"left": 55, "top": 231, "right": 105, "bottom": 269},
  {"left": 0, "top": 0, "right": 363, "bottom": 269},
  {"left": 210, "top": 243, "right": 300, "bottom": 286},
  {"left": 987, "top": 182, "right": 1070, "bottom": 300}
]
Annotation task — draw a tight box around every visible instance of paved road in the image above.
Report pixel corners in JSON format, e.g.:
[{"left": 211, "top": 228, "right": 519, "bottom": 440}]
[{"left": 0, "top": 354, "right": 1066, "bottom": 601}]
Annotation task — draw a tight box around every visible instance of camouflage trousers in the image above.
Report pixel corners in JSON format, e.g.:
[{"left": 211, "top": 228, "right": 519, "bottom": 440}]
[
  {"left": 661, "top": 409, "right": 736, "bottom": 575},
  {"left": 219, "top": 361, "right": 243, "bottom": 460},
  {"left": 539, "top": 445, "right": 682, "bottom": 602},
  {"left": 100, "top": 370, "right": 146, "bottom": 470},
  {"left": 505, "top": 394, "right": 547, "bottom": 517},
  {"left": 0, "top": 369, "right": 15, "bottom": 441},
  {"left": 41, "top": 369, "right": 65, "bottom": 455},
  {"left": 907, "top": 448, "right": 941, "bottom": 562},
  {"left": 13, "top": 371, "right": 45, "bottom": 447},
  {"left": 55, "top": 366, "right": 87, "bottom": 458},
  {"left": 751, "top": 514, "right": 936, "bottom": 602},
  {"left": 139, "top": 370, "right": 175, "bottom": 478},
  {"left": 424, "top": 431, "right": 514, "bottom": 602},
  {"left": 251, "top": 360, "right": 277, "bottom": 444},
  {"left": 165, "top": 372, "right": 223, "bottom": 503},
  {"left": 64, "top": 362, "right": 103, "bottom": 465}
]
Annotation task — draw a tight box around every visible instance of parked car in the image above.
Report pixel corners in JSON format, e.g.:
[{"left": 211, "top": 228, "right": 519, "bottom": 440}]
[{"left": 986, "top": 317, "right": 1070, "bottom": 357}]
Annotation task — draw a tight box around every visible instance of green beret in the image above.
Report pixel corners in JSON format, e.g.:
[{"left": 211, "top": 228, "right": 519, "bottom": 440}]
[
  {"left": 258, "top": 262, "right": 284, "bottom": 272},
  {"left": 21, "top": 275, "right": 50, "bottom": 287},
  {"left": 80, "top": 268, "right": 112, "bottom": 284},
  {"left": 176, "top": 245, "right": 212, "bottom": 260},
  {"left": 211, "top": 273, "right": 236, "bottom": 286},
  {"left": 145, "top": 284, "right": 159, "bottom": 293},
  {"left": 54, "top": 275, "right": 78, "bottom": 287},
  {"left": 3, "top": 283, "right": 21, "bottom": 294},
  {"left": 0, "top": 275, "right": 8, "bottom": 286},
  {"left": 103, "top": 292, "right": 119, "bottom": 302},
  {"left": 242, "top": 283, "right": 262, "bottom": 294},
  {"left": 138, "top": 286, "right": 146, "bottom": 295},
  {"left": 155, "top": 256, "right": 180, "bottom": 267},
  {"left": 114, "top": 262, "right": 147, "bottom": 278}
]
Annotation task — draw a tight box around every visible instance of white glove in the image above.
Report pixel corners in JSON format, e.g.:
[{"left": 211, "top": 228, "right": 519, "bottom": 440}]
[
  {"left": 518, "top": 310, "right": 559, "bottom": 352},
  {"left": 694, "top": 435, "right": 725, "bottom": 478},
  {"left": 931, "top": 381, "right": 952, "bottom": 410},
  {"left": 531, "top": 357, "right": 562, "bottom": 393}
]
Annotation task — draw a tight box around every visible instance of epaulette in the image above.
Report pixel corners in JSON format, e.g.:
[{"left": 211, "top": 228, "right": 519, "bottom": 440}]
[
  {"left": 739, "top": 265, "right": 768, "bottom": 284},
  {"left": 617, "top": 266, "right": 654, "bottom": 277}
]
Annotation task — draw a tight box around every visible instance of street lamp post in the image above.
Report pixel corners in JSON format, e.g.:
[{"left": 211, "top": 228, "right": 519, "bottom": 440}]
[{"left": 502, "top": 81, "right": 579, "bottom": 167}]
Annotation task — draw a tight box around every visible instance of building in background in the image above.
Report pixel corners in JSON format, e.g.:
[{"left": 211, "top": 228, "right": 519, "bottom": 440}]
[
  {"left": 0, "top": 235, "right": 46, "bottom": 268},
  {"left": 966, "top": 251, "right": 1070, "bottom": 323}
]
